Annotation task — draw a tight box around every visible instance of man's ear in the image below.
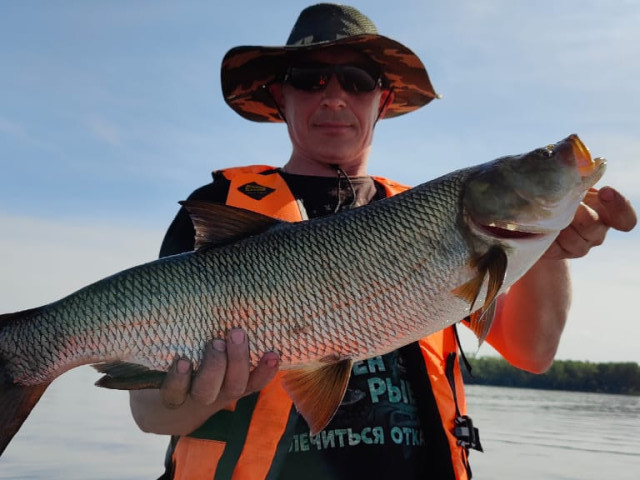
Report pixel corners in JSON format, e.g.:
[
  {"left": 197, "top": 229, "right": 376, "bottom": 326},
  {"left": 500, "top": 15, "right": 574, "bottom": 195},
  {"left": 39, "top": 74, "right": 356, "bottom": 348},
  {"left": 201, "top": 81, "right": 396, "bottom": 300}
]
[
  {"left": 377, "top": 89, "right": 395, "bottom": 120},
  {"left": 269, "top": 83, "right": 285, "bottom": 113}
]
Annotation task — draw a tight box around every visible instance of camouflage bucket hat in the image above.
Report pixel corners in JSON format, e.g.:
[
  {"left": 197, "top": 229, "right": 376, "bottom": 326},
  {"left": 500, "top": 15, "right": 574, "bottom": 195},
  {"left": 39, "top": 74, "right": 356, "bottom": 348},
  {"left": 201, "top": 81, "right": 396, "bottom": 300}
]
[{"left": 221, "top": 3, "right": 438, "bottom": 122}]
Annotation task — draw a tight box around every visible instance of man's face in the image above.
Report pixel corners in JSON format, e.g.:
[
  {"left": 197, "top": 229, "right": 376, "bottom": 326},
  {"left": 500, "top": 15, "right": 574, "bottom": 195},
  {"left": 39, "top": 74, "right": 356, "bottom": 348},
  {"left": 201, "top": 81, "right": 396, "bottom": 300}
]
[{"left": 273, "top": 48, "right": 392, "bottom": 174}]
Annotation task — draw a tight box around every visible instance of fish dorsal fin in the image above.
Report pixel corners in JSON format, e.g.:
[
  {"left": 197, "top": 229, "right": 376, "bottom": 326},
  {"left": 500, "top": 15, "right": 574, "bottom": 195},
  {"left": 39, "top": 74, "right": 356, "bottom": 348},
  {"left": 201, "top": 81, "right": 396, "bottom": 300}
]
[
  {"left": 281, "top": 358, "right": 353, "bottom": 436},
  {"left": 93, "top": 362, "right": 166, "bottom": 390},
  {"left": 180, "top": 200, "right": 284, "bottom": 250},
  {"left": 452, "top": 246, "right": 508, "bottom": 344}
]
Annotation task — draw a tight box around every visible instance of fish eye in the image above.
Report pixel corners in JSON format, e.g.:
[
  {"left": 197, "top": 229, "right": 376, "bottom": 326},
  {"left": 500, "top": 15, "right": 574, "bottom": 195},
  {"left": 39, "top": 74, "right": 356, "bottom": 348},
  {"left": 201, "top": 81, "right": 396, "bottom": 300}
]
[{"left": 541, "top": 144, "right": 555, "bottom": 158}]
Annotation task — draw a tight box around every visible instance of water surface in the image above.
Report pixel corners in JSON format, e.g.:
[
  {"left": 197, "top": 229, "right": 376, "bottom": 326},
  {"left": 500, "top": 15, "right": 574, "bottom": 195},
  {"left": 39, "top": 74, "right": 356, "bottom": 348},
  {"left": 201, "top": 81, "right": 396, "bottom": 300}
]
[{"left": 1, "top": 370, "right": 638, "bottom": 479}]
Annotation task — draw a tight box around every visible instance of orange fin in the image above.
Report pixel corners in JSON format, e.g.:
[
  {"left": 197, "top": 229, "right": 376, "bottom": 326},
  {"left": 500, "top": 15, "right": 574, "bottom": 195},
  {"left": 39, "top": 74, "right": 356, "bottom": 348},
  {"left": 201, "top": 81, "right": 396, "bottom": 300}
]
[
  {"left": 481, "top": 246, "right": 508, "bottom": 308},
  {"left": 281, "top": 358, "right": 353, "bottom": 436},
  {"left": 453, "top": 246, "right": 508, "bottom": 344},
  {"left": 93, "top": 362, "right": 166, "bottom": 390},
  {"left": 451, "top": 272, "right": 484, "bottom": 307},
  {"left": 468, "top": 300, "right": 497, "bottom": 345},
  {"left": 180, "top": 200, "right": 284, "bottom": 250},
  {"left": 0, "top": 381, "right": 49, "bottom": 456}
]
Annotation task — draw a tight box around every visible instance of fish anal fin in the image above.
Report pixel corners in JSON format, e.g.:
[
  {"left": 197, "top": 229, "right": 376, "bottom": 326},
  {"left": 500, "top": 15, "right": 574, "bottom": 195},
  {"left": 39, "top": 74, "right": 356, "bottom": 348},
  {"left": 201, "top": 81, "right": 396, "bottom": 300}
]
[
  {"left": 179, "top": 200, "right": 285, "bottom": 250},
  {"left": 93, "top": 362, "right": 166, "bottom": 390},
  {"left": 281, "top": 359, "right": 353, "bottom": 436},
  {"left": 0, "top": 381, "right": 49, "bottom": 455}
]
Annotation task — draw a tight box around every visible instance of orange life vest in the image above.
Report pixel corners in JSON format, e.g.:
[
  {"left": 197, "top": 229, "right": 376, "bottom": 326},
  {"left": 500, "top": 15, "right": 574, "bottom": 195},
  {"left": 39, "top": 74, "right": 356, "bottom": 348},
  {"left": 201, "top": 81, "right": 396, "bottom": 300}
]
[{"left": 165, "top": 166, "right": 475, "bottom": 480}]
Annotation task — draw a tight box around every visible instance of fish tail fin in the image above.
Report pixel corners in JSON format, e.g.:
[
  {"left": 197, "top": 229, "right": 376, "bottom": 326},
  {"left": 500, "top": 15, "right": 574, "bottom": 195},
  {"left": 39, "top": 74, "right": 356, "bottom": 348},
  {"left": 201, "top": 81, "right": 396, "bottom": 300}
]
[
  {"left": 0, "top": 308, "right": 50, "bottom": 456},
  {"left": 0, "top": 370, "right": 50, "bottom": 456}
]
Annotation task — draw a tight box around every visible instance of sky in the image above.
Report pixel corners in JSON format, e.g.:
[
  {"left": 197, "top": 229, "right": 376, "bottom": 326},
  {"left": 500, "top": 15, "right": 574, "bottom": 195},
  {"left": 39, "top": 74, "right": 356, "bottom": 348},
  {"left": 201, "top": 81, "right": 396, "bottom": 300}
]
[{"left": 1, "top": 0, "right": 639, "bottom": 366}]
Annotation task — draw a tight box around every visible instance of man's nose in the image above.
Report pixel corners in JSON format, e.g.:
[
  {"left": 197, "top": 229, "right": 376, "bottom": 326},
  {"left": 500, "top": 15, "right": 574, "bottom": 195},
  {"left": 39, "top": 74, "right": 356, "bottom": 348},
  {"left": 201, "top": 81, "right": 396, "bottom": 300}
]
[{"left": 320, "top": 76, "right": 348, "bottom": 109}]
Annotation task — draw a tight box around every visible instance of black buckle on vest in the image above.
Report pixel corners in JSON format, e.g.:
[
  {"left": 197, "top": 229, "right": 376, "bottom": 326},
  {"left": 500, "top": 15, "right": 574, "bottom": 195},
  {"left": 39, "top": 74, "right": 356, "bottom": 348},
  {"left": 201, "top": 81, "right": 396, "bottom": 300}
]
[{"left": 454, "top": 415, "right": 483, "bottom": 452}]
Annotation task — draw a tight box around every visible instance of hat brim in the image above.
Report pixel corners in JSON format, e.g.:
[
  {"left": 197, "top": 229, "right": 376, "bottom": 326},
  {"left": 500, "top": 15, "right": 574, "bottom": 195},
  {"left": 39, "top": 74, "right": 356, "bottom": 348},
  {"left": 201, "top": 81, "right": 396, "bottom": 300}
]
[{"left": 221, "top": 34, "right": 438, "bottom": 122}]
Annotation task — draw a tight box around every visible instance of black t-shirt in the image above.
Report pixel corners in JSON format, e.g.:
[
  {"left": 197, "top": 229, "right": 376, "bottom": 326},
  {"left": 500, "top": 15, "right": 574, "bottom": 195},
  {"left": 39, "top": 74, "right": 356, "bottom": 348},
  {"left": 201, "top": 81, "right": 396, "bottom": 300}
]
[{"left": 279, "top": 349, "right": 428, "bottom": 480}]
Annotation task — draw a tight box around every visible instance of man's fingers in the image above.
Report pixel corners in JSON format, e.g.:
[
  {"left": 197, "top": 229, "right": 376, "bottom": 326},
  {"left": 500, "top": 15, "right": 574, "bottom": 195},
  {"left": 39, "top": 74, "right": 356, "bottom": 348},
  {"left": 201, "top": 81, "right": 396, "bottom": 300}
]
[
  {"left": 218, "top": 328, "right": 251, "bottom": 399},
  {"left": 160, "top": 358, "right": 193, "bottom": 408},
  {"left": 545, "top": 185, "right": 637, "bottom": 261},
  {"left": 569, "top": 201, "right": 606, "bottom": 244},
  {"left": 189, "top": 340, "right": 227, "bottom": 405},
  {"left": 161, "top": 329, "right": 277, "bottom": 411},
  {"left": 552, "top": 224, "right": 594, "bottom": 259},
  {"left": 246, "top": 352, "right": 280, "bottom": 393},
  {"left": 585, "top": 187, "right": 637, "bottom": 232}
]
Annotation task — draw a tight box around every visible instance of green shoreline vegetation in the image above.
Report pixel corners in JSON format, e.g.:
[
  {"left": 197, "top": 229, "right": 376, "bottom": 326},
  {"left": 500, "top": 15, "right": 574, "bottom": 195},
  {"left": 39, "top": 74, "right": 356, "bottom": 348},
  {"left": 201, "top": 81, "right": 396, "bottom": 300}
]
[{"left": 462, "top": 357, "right": 640, "bottom": 395}]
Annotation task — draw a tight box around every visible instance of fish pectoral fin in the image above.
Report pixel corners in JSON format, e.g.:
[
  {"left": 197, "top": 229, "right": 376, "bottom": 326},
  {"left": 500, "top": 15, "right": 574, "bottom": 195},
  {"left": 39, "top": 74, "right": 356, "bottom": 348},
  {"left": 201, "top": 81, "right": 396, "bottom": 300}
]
[
  {"left": 93, "top": 362, "right": 166, "bottom": 390},
  {"left": 281, "top": 359, "right": 353, "bottom": 436},
  {"left": 454, "top": 246, "right": 508, "bottom": 344},
  {"left": 472, "top": 246, "right": 507, "bottom": 344},
  {"left": 451, "top": 273, "right": 484, "bottom": 307},
  {"left": 180, "top": 200, "right": 285, "bottom": 250},
  {"left": 482, "top": 246, "right": 508, "bottom": 309},
  {"left": 468, "top": 300, "right": 497, "bottom": 345}
]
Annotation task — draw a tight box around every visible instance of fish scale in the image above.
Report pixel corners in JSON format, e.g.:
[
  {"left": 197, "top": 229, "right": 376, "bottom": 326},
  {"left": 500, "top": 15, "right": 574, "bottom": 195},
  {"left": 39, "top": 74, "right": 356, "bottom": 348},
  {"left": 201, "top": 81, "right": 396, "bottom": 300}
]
[{"left": 0, "top": 134, "right": 606, "bottom": 451}]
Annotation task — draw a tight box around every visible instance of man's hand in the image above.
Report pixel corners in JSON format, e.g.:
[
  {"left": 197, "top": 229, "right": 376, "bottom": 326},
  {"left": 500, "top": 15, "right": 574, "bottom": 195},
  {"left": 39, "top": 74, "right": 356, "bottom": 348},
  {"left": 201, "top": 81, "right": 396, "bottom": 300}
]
[
  {"left": 544, "top": 186, "right": 637, "bottom": 260},
  {"left": 490, "top": 186, "right": 636, "bottom": 372},
  {"left": 161, "top": 328, "right": 280, "bottom": 409},
  {"left": 129, "top": 328, "right": 279, "bottom": 435}
]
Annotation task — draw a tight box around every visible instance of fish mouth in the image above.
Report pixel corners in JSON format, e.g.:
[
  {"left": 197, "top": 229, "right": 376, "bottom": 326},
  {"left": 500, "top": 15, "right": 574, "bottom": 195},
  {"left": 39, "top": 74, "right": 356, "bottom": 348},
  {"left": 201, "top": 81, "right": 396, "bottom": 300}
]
[
  {"left": 473, "top": 220, "right": 547, "bottom": 240},
  {"left": 557, "top": 134, "right": 607, "bottom": 183},
  {"left": 570, "top": 135, "right": 594, "bottom": 176}
]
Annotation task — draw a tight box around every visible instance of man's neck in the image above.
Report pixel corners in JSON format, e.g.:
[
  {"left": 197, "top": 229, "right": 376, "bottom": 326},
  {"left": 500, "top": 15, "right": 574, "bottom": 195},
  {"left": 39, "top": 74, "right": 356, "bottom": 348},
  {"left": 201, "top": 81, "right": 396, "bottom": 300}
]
[{"left": 282, "top": 155, "right": 369, "bottom": 177}]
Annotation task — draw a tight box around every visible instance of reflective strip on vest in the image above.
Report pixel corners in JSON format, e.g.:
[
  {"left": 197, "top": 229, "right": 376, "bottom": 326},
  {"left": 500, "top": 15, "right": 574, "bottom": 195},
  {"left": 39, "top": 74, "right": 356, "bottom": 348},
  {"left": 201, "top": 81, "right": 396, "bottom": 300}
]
[
  {"left": 418, "top": 331, "right": 470, "bottom": 480},
  {"left": 231, "top": 372, "right": 292, "bottom": 479}
]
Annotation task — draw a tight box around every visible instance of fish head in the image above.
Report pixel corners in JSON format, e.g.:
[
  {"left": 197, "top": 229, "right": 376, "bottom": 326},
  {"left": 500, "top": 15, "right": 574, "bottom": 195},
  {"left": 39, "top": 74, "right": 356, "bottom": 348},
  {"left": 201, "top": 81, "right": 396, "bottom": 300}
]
[{"left": 463, "top": 134, "right": 606, "bottom": 241}]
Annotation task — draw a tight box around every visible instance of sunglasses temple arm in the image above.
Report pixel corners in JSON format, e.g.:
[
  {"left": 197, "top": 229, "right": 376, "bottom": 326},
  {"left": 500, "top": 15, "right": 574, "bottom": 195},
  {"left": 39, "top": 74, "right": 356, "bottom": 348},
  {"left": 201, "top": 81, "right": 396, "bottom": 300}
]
[{"left": 375, "top": 86, "right": 395, "bottom": 124}]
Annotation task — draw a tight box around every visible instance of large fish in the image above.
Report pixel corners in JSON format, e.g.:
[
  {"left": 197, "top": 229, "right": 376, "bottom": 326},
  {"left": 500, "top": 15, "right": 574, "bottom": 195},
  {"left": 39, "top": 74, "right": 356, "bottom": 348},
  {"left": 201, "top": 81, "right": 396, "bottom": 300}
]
[{"left": 0, "top": 134, "right": 605, "bottom": 454}]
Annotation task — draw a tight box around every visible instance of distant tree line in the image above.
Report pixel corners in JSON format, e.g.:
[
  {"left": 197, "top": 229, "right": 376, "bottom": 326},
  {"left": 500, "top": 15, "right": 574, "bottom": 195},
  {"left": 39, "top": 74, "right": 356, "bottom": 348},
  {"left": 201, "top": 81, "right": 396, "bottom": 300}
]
[{"left": 462, "top": 356, "right": 640, "bottom": 395}]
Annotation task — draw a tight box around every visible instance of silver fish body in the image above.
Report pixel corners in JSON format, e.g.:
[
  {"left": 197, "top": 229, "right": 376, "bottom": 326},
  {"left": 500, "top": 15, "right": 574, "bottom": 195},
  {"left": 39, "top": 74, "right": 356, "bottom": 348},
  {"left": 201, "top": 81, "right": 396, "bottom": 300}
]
[{"left": 0, "top": 134, "right": 606, "bottom": 450}]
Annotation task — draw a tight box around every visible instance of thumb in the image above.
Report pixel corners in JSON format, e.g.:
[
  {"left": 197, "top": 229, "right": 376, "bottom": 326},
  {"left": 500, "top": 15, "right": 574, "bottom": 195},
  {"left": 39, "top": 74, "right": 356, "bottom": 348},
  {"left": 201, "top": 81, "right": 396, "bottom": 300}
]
[{"left": 585, "top": 186, "right": 637, "bottom": 232}]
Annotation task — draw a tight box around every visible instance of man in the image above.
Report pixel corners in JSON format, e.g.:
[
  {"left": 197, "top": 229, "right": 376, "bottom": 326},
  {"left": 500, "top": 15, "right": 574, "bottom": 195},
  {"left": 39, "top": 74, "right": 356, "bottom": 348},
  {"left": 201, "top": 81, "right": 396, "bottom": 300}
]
[{"left": 130, "top": 4, "right": 637, "bottom": 480}]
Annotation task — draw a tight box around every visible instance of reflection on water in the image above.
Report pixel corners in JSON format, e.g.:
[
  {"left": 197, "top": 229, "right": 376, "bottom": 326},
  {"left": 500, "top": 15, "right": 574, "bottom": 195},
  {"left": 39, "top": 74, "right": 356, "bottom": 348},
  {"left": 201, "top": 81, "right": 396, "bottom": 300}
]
[
  {"left": 0, "top": 367, "right": 168, "bottom": 480},
  {"left": 466, "top": 385, "right": 640, "bottom": 480},
  {"left": 0, "top": 370, "right": 638, "bottom": 479}
]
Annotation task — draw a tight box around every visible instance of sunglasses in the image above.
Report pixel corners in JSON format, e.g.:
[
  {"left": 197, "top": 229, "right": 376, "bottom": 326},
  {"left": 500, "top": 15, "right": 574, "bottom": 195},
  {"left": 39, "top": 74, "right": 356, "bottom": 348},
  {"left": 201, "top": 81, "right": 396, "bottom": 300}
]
[{"left": 283, "top": 64, "right": 384, "bottom": 93}]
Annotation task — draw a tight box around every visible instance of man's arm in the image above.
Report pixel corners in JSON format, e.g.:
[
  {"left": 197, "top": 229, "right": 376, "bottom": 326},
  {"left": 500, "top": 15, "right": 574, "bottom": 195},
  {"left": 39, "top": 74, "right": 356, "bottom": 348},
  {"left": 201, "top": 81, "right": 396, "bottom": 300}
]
[{"left": 486, "top": 186, "right": 637, "bottom": 373}]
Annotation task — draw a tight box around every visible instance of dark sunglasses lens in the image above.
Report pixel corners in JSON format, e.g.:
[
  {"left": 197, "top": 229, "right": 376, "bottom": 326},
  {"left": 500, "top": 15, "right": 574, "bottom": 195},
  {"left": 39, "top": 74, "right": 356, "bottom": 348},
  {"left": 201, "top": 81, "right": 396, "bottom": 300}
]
[
  {"left": 286, "top": 65, "right": 380, "bottom": 93},
  {"left": 287, "top": 67, "right": 330, "bottom": 91},
  {"left": 338, "top": 66, "right": 378, "bottom": 92}
]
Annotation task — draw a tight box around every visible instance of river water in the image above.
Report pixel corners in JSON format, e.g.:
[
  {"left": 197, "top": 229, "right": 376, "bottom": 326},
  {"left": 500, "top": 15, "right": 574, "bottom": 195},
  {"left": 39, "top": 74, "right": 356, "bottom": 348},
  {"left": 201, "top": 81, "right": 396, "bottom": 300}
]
[
  {"left": 465, "top": 384, "right": 640, "bottom": 479},
  {"left": 0, "top": 368, "right": 638, "bottom": 479}
]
